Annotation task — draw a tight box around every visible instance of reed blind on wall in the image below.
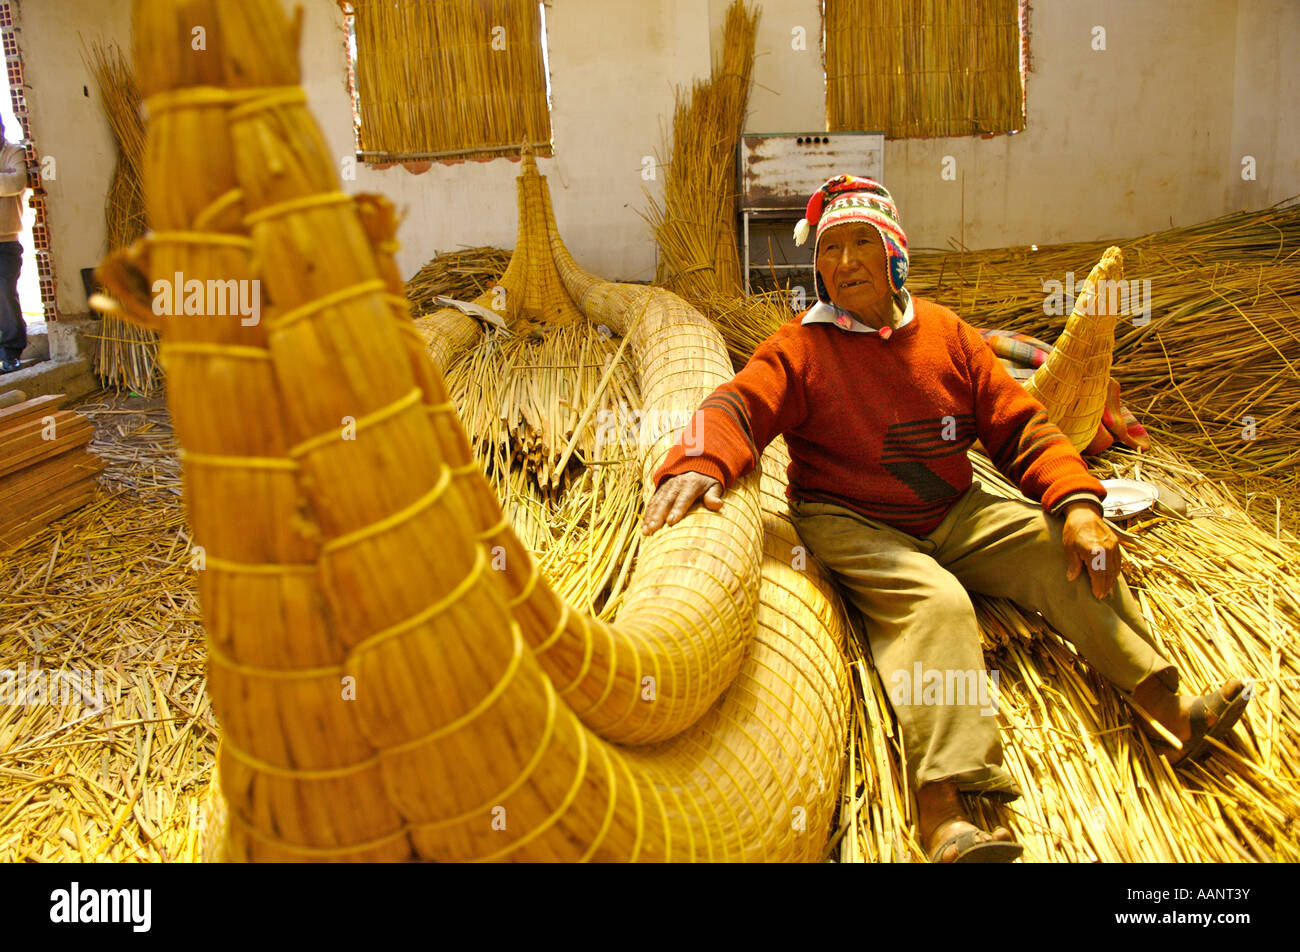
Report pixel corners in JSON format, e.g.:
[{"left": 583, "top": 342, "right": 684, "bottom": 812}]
[
  {"left": 349, "top": 0, "right": 553, "bottom": 162},
  {"left": 824, "top": 0, "right": 1025, "bottom": 138}
]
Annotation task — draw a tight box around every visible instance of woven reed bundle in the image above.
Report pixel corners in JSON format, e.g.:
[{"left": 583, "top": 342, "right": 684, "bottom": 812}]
[
  {"left": 1022, "top": 246, "right": 1124, "bottom": 451},
  {"left": 96, "top": 0, "right": 849, "bottom": 861}
]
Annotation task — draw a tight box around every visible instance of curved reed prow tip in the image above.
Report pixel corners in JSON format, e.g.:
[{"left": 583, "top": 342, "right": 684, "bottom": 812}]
[
  {"left": 93, "top": 244, "right": 163, "bottom": 332},
  {"left": 1094, "top": 245, "right": 1124, "bottom": 284}
]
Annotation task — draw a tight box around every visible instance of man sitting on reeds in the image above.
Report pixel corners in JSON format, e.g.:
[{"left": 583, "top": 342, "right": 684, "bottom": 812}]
[{"left": 640, "top": 175, "right": 1252, "bottom": 863}]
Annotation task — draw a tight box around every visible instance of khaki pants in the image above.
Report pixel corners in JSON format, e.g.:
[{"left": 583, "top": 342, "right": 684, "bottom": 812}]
[{"left": 790, "top": 481, "right": 1178, "bottom": 800}]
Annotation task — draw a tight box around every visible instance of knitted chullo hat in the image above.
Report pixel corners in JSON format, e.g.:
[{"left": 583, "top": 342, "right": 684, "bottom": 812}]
[{"left": 794, "top": 174, "right": 908, "bottom": 305}]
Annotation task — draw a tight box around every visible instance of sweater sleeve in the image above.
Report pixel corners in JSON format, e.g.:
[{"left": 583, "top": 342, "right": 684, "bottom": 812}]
[
  {"left": 0, "top": 145, "right": 28, "bottom": 197},
  {"left": 652, "top": 330, "right": 806, "bottom": 490},
  {"left": 958, "top": 320, "right": 1106, "bottom": 513}
]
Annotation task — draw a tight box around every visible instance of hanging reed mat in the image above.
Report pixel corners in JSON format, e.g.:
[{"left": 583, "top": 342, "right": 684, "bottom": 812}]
[
  {"left": 350, "top": 0, "right": 552, "bottom": 161},
  {"left": 824, "top": 0, "right": 1024, "bottom": 138},
  {"left": 82, "top": 39, "right": 161, "bottom": 396},
  {"left": 94, "top": 0, "right": 851, "bottom": 861}
]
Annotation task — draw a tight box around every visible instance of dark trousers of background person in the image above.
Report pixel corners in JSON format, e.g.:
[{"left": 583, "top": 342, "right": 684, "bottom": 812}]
[{"left": 0, "top": 240, "right": 25, "bottom": 363}]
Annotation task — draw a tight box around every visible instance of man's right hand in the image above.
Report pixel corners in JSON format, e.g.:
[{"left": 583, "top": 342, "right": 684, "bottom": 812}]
[{"left": 641, "top": 472, "right": 725, "bottom": 536}]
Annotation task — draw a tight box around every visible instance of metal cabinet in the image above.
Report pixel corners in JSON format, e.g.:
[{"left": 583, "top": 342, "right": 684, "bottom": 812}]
[{"left": 738, "top": 132, "right": 884, "bottom": 294}]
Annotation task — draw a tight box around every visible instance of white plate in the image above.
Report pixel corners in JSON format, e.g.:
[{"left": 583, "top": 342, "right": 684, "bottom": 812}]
[{"left": 1100, "top": 478, "right": 1159, "bottom": 519}]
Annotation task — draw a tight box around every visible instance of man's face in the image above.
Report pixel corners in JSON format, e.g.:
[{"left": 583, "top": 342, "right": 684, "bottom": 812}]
[{"left": 816, "top": 222, "right": 891, "bottom": 317}]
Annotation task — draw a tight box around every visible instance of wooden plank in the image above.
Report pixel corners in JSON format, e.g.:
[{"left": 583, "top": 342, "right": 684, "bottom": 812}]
[
  {"left": 0, "top": 422, "right": 94, "bottom": 478},
  {"left": 0, "top": 394, "right": 64, "bottom": 430},
  {"left": 0, "top": 448, "right": 105, "bottom": 514},
  {"left": 0, "top": 479, "right": 100, "bottom": 551},
  {"left": 0, "top": 405, "right": 86, "bottom": 442}
]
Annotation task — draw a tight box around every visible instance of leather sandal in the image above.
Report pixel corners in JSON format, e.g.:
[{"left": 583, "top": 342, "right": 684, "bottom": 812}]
[
  {"left": 1167, "top": 680, "right": 1254, "bottom": 769},
  {"left": 928, "top": 820, "right": 1023, "bottom": 863}
]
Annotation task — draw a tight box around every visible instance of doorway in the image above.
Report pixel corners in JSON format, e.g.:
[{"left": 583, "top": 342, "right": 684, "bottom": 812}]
[{"left": 2, "top": 0, "right": 56, "bottom": 363}]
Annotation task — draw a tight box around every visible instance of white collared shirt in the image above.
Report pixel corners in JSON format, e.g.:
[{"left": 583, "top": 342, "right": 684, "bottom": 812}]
[{"left": 801, "top": 287, "right": 914, "bottom": 334}]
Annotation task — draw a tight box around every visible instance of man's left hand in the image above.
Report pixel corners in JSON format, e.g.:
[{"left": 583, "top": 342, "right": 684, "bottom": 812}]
[{"left": 1062, "top": 500, "right": 1121, "bottom": 599}]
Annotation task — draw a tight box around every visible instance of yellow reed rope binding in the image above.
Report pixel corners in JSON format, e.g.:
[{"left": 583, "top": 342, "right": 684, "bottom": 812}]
[
  {"left": 194, "top": 188, "right": 247, "bottom": 230},
  {"left": 203, "top": 554, "right": 315, "bottom": 575},
  {"left": 219, "top": 731, "right": 381, "bottom": 780},
  {"left": 506, "top": 560, "right": 543, "bottom": 609},
  {"left": 204, "top": 636, "right": 341, "bottom": 679},
  {"left": 471, "top": 709, "right": 591, "bottom": 863},
  {"left": 179, "top": 449, "right": 297, "bottom": 470},
  {"left": 534, "top": 600, "right": 570, "bottom": 654},
  {"left": 416, "top": 674, "right": 561, "bottom": 832},
  {"left": 265, "top": 279, "right": 389, "bottom": 336},
  {"left": 226, "top": 807, "right": 410, "bottom": 859},
  {"left": 318, "top": 463, "right": 451, "bottom": 555},
  {"left": 557, "top": 608, "right": 597, "bottom": 698},
  {"left": 612, "top": 749, "right": 647, "bottom": 863},
  {"left": 383, "top": 622, "right": 526, "bottom": 750},
  {"left": 473, "top": 514, "right": 511, "bottom": 541},
  {"left": 577, "top": 746, "right": 619, "bottom": 863},
  {"left": 141, "top": 85, "right": 302, "bottom": 115},
  {"left": 220, "top": 618, "right": 526, "bottom": 786},
  {"left": 289, "top": 386, "right": 423, "bottom": 459},
  {"left": 349, "top": 545, "right": 487, "bottom": 657},
  {"left": 582, "top": 614, "right": 625, "bottom": 715},
  {"left": 243, "top": 191, "right": 354, "bottom": 227},
  {"left": 227, "top": 88, "right": 309, "bottom": 120},
  {"left": 160, "top": 342, "right": 270, "bottom": 362},
  {"left": 149, "top": 231, "right": 254, "bottom": 249}
]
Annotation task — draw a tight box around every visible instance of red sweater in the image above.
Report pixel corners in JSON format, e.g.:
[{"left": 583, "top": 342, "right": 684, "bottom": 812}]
[{"left": 653, "top": 297, "right": 1105, "bottom": 537}]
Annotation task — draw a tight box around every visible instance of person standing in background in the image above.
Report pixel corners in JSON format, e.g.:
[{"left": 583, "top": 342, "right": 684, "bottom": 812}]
[{"left": 0, "top": 119, "right": 29, "bottom": 373}]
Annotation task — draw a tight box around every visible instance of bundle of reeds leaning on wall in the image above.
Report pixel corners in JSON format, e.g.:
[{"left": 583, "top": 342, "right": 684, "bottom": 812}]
[
  {"left": 82, "top": 38, "right": 160, "bottom": 396},
  {"left": 644, "top": 1, "right": 756, "bottom": 301}
]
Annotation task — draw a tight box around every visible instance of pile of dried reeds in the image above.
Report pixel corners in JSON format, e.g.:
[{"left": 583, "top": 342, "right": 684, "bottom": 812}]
[
  {"left": 644, "top": 0, "right": 756, "bottom": 301},
  {"left": 442, "top": 319, "right": 645, "bottom": 616},
  {"left": 405, "top": 246, "right": 512, "bottom": 317},
  {"left": 0, "top": 394, "right": 218, "bottom": 862},
  {"left": 825, "top": 0, "right": 1024, "bottom": 137},
  {"left": 350, "top": 0, "right": 552, "bottom": 161},
  {"left": 82, "top": 40, "right": 160, "bottom": 397}
]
